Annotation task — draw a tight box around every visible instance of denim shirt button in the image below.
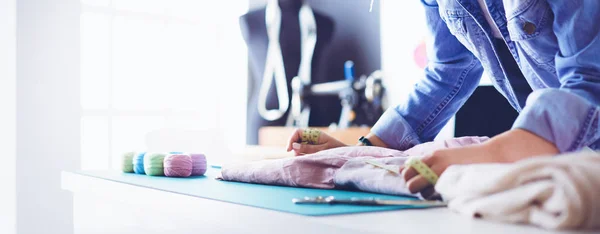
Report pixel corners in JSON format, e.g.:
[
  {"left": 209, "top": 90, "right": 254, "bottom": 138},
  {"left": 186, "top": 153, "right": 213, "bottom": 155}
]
[{"left": 523, "top": 22, "right": 536, "bottom": 35}]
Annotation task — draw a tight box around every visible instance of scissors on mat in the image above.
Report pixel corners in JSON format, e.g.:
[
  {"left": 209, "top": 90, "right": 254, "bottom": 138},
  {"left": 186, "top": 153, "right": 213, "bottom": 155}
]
[{"left": 292, "top": 196, "right": 447, "bottom": 207}]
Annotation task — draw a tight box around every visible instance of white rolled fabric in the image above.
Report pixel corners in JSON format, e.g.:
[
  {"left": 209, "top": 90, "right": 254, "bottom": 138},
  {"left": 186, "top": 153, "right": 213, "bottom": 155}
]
[{"left": 436, "top": 150, "right": 600, "bottom": 230}]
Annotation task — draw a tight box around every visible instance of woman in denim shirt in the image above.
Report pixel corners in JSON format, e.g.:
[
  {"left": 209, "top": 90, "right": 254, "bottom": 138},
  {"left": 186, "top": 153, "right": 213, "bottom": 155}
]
[{"left": 287, "top": 0, "right": 600, "bottom": 197}]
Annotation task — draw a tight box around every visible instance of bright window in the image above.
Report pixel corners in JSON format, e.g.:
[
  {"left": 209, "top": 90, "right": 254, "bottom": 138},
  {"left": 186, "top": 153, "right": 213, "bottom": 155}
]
[{"left": 80, "top": 0, "right": 249, "bottom": 170}]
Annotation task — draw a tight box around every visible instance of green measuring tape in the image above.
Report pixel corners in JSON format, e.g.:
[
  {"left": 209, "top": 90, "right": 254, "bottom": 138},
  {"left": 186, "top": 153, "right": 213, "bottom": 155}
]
[
  {"left": 301, "top": 128, "right": 321, "bottom": 145},
  {"left": 405, "top": 157, "right": 439, "bottom": 185}
]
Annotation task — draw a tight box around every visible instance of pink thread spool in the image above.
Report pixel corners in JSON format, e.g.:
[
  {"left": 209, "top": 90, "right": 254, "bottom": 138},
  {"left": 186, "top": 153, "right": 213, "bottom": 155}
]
[
  {"left": 164, "top": 154, "right": 192, "bottom": 177},
  {"left": 189, "top": 153, "right": 207, "bottom": 176}
]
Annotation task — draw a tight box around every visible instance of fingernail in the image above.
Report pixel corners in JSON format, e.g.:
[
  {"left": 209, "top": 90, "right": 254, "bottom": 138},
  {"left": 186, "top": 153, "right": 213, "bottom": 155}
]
[{"left": 292, "top": 143, "right": 301, "bottom": 150}]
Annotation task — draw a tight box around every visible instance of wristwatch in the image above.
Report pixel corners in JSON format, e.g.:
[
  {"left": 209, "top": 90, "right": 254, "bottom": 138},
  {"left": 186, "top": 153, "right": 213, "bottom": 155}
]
[{"left": 358, "top": 136, "right": 373, "bottom": 146}]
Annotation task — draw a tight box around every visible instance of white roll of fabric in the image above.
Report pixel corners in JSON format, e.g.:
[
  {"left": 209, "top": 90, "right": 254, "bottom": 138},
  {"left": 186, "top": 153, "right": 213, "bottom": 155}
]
[{"left": 436, "top": 150, "right": 600, "bottom": 230}]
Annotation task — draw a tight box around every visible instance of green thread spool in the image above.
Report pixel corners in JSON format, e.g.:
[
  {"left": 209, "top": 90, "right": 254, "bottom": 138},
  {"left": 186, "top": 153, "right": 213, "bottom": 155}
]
[
  {"left": 144, "top": 153, "right": 166, "bottom": 176},
  {"left": 121, "top": 152, "right": 135, "bottom": 173}
]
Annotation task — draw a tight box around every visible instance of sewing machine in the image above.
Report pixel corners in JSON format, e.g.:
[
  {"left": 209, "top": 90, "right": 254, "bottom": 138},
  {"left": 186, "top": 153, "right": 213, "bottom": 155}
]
[{"left": 287, "top": 61, "right": 387, "bottom": 128}]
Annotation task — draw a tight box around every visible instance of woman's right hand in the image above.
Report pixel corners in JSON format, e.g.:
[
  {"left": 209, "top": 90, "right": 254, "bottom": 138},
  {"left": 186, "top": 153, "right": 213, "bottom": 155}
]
[{"left": 286, "top": 128, "right": 347, "bottom": 156}]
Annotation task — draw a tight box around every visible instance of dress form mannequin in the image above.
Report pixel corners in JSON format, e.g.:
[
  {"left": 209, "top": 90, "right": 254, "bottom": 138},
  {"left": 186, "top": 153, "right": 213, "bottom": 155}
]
[{"left": 240, "top": 0, "right": 337, "bottom": 144}]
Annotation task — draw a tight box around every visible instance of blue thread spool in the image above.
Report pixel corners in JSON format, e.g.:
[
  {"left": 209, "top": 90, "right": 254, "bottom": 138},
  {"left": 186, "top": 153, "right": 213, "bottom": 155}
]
[
  {"left": 133, "top": 152, "right": 146, "bottom": 174},
  {"left": 344, "top": 60, "right": 355, "bottom": 82}
]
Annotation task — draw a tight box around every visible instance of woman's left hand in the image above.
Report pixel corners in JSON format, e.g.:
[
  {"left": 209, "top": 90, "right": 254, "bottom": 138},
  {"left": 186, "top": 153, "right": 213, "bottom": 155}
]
[{"left": 400, "top": 129, "right": 559, "bottom": 199}]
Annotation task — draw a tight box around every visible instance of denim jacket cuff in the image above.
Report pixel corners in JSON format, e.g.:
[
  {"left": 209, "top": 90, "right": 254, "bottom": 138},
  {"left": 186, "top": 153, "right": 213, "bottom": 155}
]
[
  {"left": 512, "top": 89, "right": 600, "bottom": 152},
  {"left": 371, "top": 108, "right": 421, "bottom": 150}
]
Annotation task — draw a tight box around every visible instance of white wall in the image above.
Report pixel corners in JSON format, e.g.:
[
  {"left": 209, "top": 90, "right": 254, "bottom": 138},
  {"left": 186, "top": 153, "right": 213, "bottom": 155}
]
[
  {"left": 16, "top": 0, "right": 80, "bottom": 233},
  {"left": 0, "top": 0, "right": 17, "bottom": 233}
]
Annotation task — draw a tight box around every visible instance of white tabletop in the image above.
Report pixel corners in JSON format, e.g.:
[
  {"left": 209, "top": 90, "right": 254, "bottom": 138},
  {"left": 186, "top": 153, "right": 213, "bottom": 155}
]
[{"left": 61, "top": 171, "right": 594, "bottom": 234}]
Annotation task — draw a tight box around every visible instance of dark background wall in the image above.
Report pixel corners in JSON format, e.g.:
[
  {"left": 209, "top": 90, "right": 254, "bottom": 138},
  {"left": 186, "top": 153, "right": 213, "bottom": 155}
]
[
  {"left": 455, "top": 86, "right": 519, "bottom": 138},
  {"left": 246, "top": 0, "right": 381, "bottom": 144}
]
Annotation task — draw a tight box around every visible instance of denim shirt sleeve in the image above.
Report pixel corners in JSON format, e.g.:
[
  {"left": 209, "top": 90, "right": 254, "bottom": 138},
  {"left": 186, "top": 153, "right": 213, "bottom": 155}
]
[
  {"left": 371, "top": 0, "right": 484, "bottom": 150},
  {"left": 511, "top": 0, "right": 600, "bottom": 152}
]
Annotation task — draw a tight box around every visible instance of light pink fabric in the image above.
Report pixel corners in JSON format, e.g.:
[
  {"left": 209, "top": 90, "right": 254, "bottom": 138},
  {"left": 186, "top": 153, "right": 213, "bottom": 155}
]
[
  {"left": 219, "top": 136, "right": 488, "bottom": 195},
  {"left": 220, "top": 146, "right": 402, "bottom": 189}
]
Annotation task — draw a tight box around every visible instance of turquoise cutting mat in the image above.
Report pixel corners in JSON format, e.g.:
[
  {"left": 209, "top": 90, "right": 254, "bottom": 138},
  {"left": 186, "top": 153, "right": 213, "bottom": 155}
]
[{"left": 76, "top": 168, "right": 424, "bottom": 216}]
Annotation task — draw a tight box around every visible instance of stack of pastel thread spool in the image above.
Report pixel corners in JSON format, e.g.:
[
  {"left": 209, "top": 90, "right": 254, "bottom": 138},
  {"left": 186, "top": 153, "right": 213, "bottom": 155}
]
[
  {"left": 121, "top": 151, "right": 207, "bottom": 178},
  {"left": 121, "top": 152, "right": 135, "bottom": 173}
]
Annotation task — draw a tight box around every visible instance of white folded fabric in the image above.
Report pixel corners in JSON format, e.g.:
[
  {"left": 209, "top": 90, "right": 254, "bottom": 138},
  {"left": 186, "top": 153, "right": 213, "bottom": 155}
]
[{"left": 436, "top": 150, "right": 600, "bottom": 230}]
